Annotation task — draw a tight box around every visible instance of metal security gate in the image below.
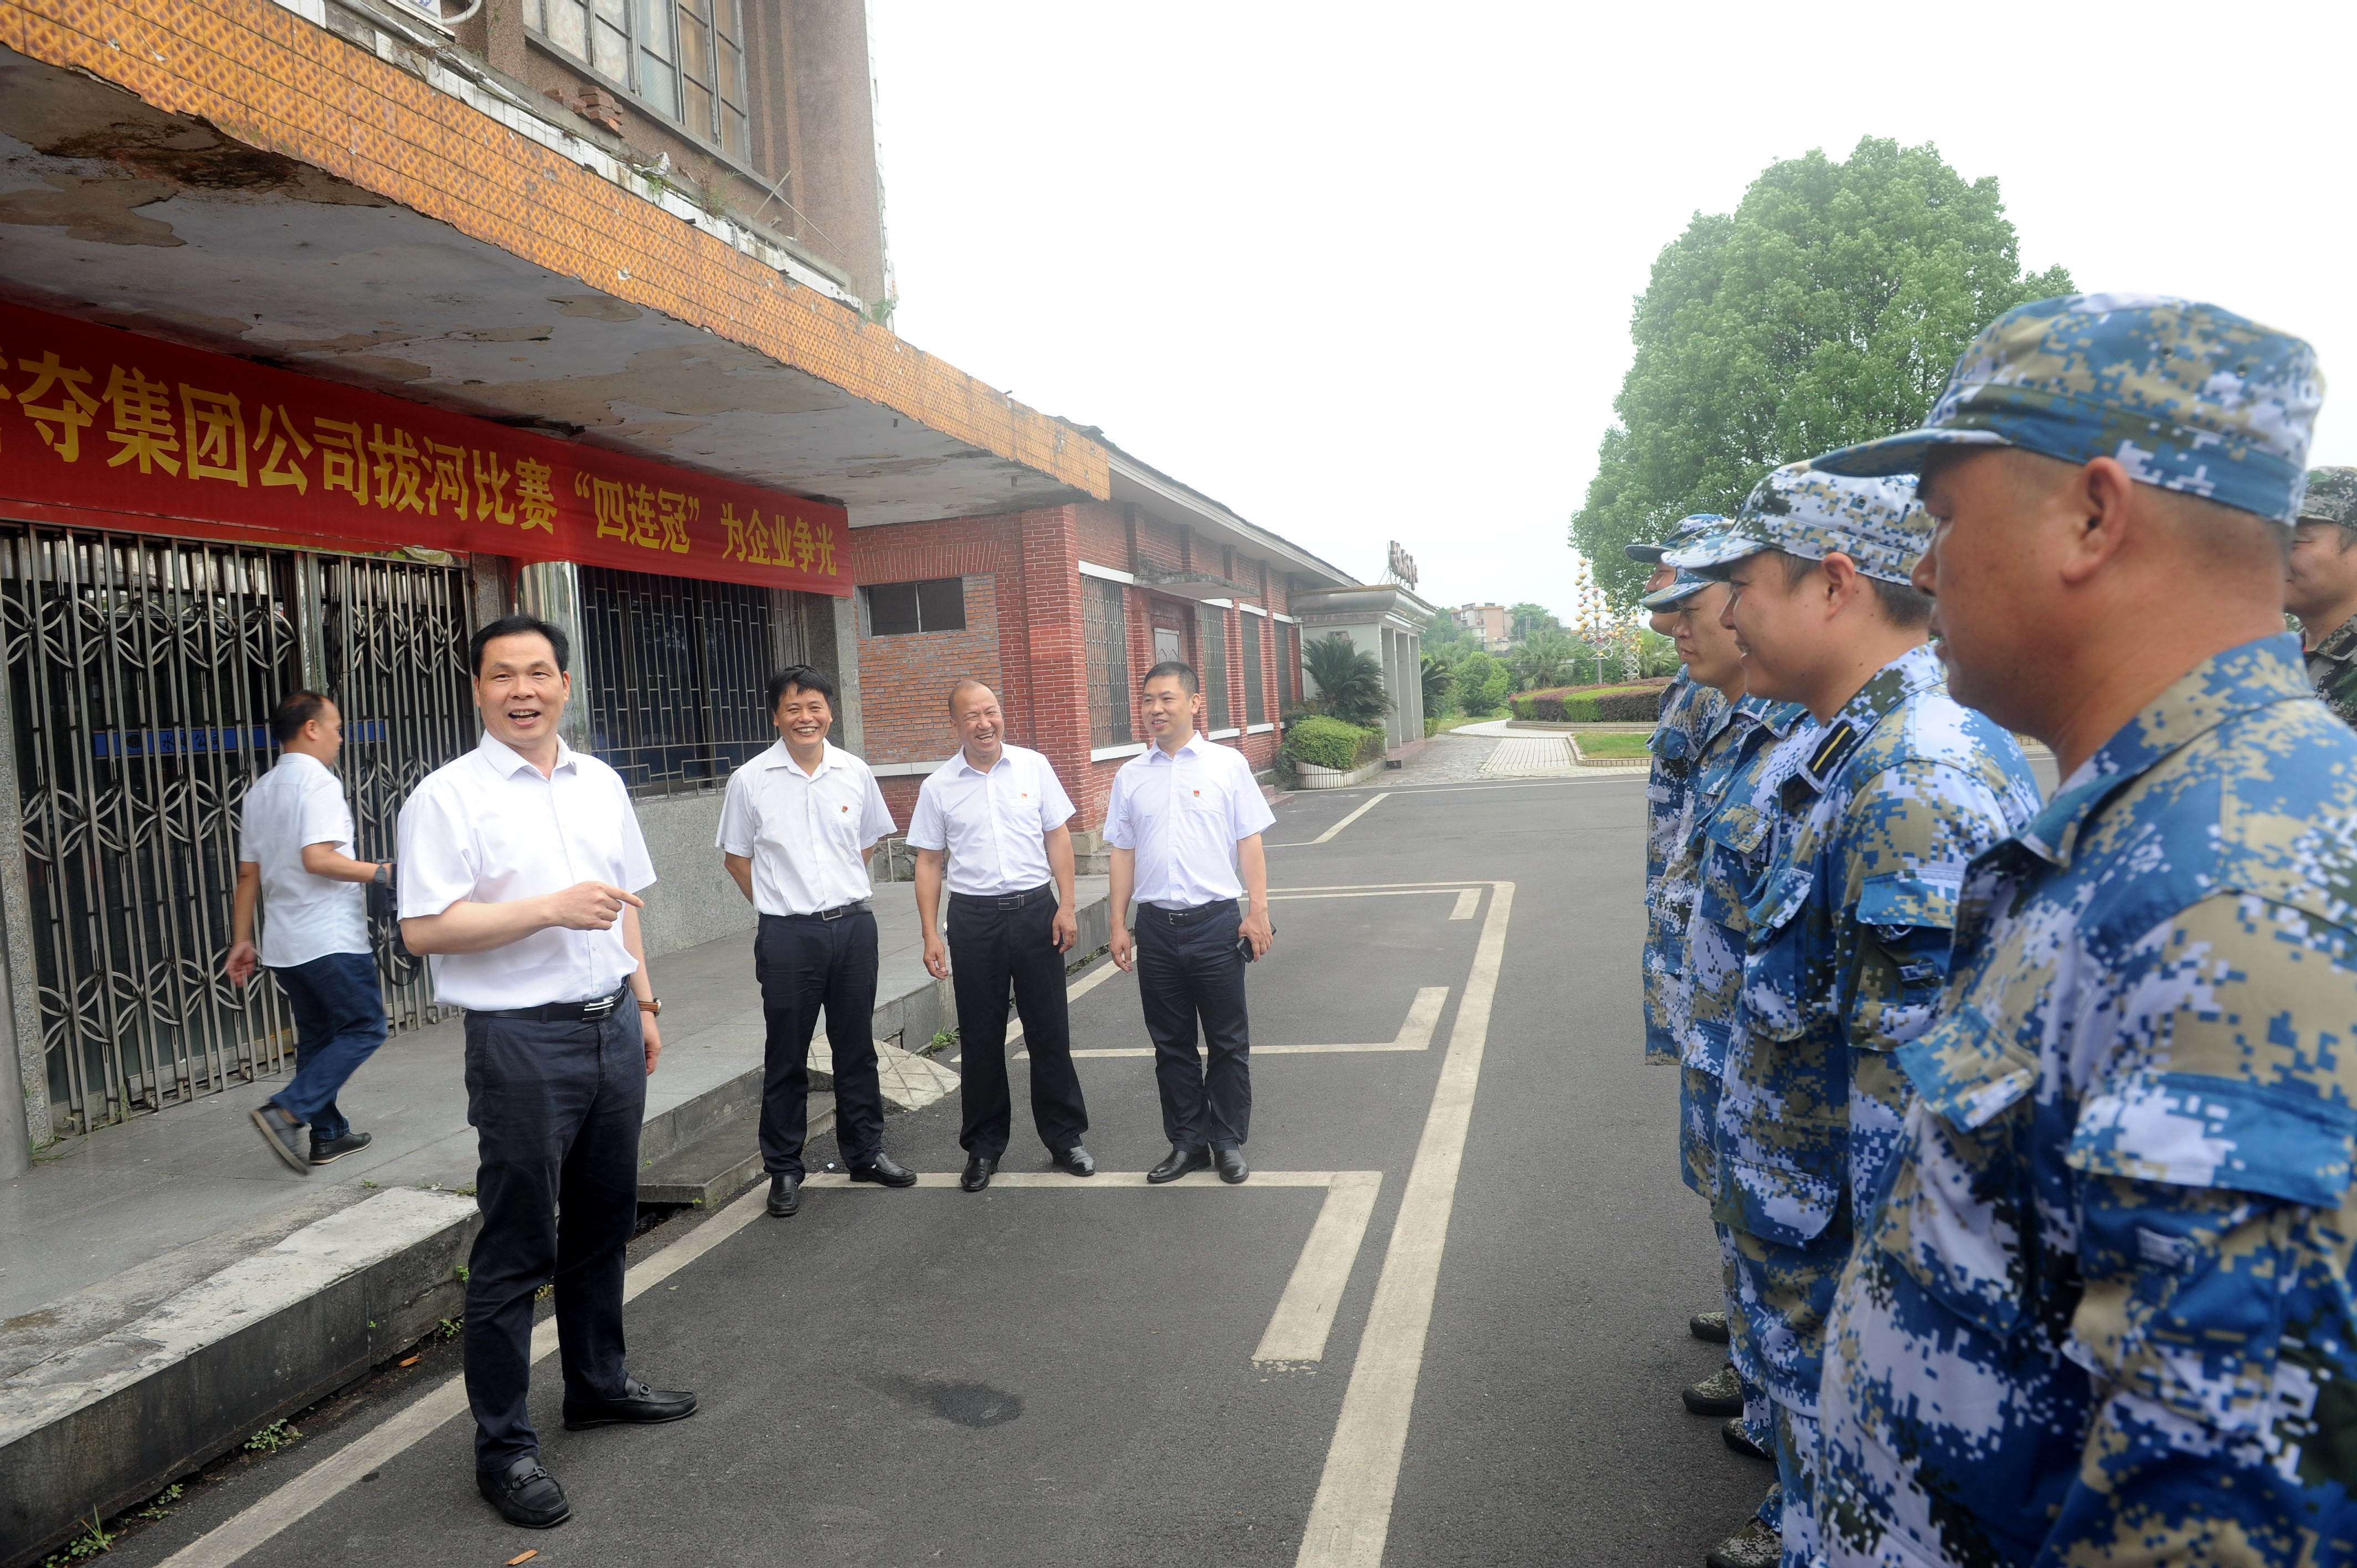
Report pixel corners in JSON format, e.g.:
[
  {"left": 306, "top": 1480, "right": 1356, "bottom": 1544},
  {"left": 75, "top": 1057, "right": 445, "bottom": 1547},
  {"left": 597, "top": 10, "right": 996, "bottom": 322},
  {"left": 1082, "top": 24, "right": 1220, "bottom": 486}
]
[{"left": 0, "top": 525, "right": 474, "bottom": 1139}]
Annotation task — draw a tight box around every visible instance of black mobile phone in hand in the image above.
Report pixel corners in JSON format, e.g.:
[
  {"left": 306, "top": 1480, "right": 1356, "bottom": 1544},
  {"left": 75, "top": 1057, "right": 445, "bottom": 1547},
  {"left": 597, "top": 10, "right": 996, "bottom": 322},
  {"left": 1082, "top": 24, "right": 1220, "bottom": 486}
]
[{"left": 1237, "top": 924, "right": 1272, "bottom": 962}]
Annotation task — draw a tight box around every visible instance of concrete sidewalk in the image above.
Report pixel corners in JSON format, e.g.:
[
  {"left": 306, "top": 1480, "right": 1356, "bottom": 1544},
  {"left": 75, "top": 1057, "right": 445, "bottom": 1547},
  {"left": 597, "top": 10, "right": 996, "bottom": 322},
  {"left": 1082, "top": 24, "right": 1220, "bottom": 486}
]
[{"left": 0, "top": 876, "right": 1111, "bottom": 1561}]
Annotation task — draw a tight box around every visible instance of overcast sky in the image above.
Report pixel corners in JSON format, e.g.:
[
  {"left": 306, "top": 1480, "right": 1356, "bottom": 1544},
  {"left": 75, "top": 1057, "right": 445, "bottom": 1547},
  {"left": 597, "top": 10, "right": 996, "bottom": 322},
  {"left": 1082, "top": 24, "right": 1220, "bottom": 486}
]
[{"left": 869, "top": 1, "right": 2357, "bottom": 622}]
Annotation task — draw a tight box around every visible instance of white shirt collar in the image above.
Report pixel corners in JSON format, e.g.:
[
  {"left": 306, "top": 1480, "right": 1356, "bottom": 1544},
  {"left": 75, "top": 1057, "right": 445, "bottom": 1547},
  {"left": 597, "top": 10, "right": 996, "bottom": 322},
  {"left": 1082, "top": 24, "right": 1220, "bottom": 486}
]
[
  {"left": 1143, "top": 731, "right": 1208, "bottom": 764},
  {"left": 947, "top": 744, "right": 1015, "bottom": 778},
  {"left": 763, "top": 737, "right": 839, "bottom": 780},
  {"left": 476, "top": 728, "right": 577, "bottom": 778}
]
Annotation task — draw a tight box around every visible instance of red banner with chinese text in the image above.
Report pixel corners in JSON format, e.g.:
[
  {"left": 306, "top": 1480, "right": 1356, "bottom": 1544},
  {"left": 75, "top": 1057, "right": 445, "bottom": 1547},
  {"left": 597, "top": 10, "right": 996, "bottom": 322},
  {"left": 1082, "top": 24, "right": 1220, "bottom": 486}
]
[{"left": 0, "top": 302, "right": 851, "bottom": 596}]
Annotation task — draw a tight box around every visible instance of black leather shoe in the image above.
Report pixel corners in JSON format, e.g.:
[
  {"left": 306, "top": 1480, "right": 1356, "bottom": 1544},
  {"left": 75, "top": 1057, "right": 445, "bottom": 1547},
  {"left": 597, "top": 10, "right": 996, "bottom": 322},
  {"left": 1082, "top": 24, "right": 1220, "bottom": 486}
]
[
  {"left": 250, "top": 1103, "right": 311, "bottom": 1175},
  {"left": 310, "top": 1131, "right": 373, "bottom": 1165},
  {"left": 1722, "top": 1416, "right": 1772, "bottom": 1461},
  {"left": 767, "top": 1174, "right": 800, "bottom": 1218},
  {"left": 849, "top": 1152, "right": 917, "bottom": 1187},
  {"left": 1051, "top": 1144, "right": 1096, "bottom": 1178},
  {"left": 562, "top": 1376, "right": 698, "bottom": 1430},
  {"left": 961, "top": 1153, "right": 997, "bottom": 1192},
  {"left": 477, "top": 1456, "right": 569, "bottom": 1529},
  {"left": 1213, "top": 1146, "right": 1249, "bottom": 1184},
  {"left": 1147, "top": 1144, "right": 1210, "bottom": 1184}
]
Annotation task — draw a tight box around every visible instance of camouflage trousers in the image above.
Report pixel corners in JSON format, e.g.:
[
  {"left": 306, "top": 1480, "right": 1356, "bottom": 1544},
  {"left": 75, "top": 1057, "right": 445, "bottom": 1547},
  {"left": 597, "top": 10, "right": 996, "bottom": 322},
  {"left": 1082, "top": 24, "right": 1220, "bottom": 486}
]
[
  {"left": 1776, "top": 1402, "right": 1826, "bottom": 1568},
  {"left": 1681, "top": 1063, "right": 1718, "bottom": 1196}
]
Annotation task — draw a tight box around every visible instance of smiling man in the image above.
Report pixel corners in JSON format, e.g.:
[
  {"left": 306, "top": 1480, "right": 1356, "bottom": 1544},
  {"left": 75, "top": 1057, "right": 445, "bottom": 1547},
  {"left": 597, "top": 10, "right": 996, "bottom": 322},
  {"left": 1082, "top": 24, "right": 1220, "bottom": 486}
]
[
  {"left": 1804, "top": 296, "right": 2357, "bottom": 1568},
  {"left": 910, "top": 678, "right": 1093, "bottom": 1192},
  {"left": 719, "top": 665, "right": 910, "bottom": 1219},
  {"left": 1665, "top": 467, "right": 2039, "bottom": 1568},
  {"left": 397, "top": 613, "right": 693, "bottom": 1531}
]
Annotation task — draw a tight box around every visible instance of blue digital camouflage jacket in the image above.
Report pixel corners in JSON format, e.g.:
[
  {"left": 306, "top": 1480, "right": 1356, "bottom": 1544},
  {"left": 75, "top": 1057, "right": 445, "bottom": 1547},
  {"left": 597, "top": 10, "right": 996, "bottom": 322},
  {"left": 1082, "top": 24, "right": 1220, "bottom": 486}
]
[
  {"left": 1820, "top": 635, "right": 2357, "bottom": 1568},
  {"left": 1645, "top": 672, "right": 1728, "bottom": 1064},
  {"left": 1716, "top": 644, "right": 2040, "bottom": 1414}
]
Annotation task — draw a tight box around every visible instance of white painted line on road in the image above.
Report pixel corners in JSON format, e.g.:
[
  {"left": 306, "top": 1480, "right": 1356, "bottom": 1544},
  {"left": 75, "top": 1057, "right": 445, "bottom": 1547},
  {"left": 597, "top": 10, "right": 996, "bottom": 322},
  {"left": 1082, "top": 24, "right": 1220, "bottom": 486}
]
[
  {"left": 1264, "top": 888, "right": 1471, "bottom": 901},
  {"left": 1295, "top": 880, "right": 1515, "bottom": 1568},
  {"left": 1449, "top": 889, "right": 1480, "bottom": 921},
  {"left": 155, "top": 1177, "right": 776, "bottom": 1568},
  {"left": 1267, "top": 792, "right": 1389, "bottom": 847},
  {"left": 1254, "top": 1171, "right": 1382, "bottom": 1364},
  {"left": 1060, "top": 985, "right": 1449, "bottom": 1058}
]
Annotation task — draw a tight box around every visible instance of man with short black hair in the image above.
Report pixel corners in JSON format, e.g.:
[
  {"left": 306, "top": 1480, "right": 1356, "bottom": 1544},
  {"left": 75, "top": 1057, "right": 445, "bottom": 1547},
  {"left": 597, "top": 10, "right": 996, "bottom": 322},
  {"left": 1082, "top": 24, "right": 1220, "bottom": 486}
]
[
  {"left": 1105, "top": 659, "right": 1274, "bottom": 1185},
  {"left": 2287, "top": 465, "right": 2357, "bottom": 726},
  {"left": 719, "top": 663, "right": 911, "bottom": 1219},
  {"left": 229, "top": 689, "right": 389, "bottom": 1173},
  {"left": 399, "top": 612, "right": 693, "bottom": 1531},
  {"left": 912, "top": 679, "right": 1093, "bottom": 1191}
]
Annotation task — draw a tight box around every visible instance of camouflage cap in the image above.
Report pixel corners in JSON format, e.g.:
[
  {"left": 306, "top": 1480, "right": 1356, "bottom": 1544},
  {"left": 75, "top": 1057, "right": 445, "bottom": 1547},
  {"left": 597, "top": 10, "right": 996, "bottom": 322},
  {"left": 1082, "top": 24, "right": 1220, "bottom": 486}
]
[
  {"left": 1663, "top": 463, "right": 1928, "bottom": 585},
  {"left": 1640, "top": 568, "right": 1715, "bottom": 611},
  {"left": 2301, "top": 466, "right": 2357, "bottom": 528},
  {"left": 1624, "top": 513, "right": 1728, "bottom": 564},
  {"left": 1811, "top": 293, "right": 2323, "bottom": 525}
]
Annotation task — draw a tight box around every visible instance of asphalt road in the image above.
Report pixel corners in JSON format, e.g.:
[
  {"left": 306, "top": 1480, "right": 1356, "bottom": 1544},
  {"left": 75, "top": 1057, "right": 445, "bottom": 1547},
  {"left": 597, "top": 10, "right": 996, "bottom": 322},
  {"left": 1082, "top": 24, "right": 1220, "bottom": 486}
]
[{"left": 115, "top": 770, "right": 1777, "bottom": 1567}]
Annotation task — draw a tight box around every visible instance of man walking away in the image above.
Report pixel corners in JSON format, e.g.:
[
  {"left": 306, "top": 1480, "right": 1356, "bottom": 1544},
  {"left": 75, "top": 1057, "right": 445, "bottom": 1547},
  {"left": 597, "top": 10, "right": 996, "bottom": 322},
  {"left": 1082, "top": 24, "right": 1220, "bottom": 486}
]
[
  {"left": 2286, "top": 465, "right": 2357, "bottom": 726},
  {"left": 1105, "top": 661, "right": 1275, "bottom": 1186},
  {"left": 912, "top": 679, "right": 1094, "bottom": 1192},
  {"left": 230, "top": 690, "right": 389, "bottom": 1173},
  {"left": 718, "top": 664, "right": 914, "bottom": 1220},
  {"left": 399, "top": 613, "right": 694, "bottom": 1531}
]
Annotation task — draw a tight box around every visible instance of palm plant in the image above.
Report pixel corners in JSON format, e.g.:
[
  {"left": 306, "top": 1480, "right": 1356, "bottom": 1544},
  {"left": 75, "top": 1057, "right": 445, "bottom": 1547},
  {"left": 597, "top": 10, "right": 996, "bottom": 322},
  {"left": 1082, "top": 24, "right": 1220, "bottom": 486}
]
[
  {"left": 1303, "top": 634, "right": 1392, "bottom": 728},
  {"left": 1511, "top": 630, "right": 1582, "bottom": 692},
  {"left": 1420, "top": 652, "right": 1455, "bottom": 714}
]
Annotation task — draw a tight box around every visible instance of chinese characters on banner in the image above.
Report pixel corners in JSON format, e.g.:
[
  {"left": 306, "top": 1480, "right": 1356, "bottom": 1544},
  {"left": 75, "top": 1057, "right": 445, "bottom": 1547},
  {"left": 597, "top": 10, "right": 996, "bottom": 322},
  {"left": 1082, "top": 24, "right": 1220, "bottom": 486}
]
[{"left": 0, "top": 302, "right": 851, "bottom": 597}]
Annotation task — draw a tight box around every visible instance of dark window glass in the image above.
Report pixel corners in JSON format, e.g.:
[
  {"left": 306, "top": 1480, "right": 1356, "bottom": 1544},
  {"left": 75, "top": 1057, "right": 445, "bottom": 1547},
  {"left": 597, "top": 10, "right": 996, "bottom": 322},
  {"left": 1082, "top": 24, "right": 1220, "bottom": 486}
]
[
  {"left": 1084, "top": 576, "right": 1130, "bottom": 747},
  {"left": 1198, "top": 605, "right": 1229, "bottom": 730},
  {"left": 580, "top": 566, "right": 778, "bottom": 796},
  {"left": 1242, "top": 611, "right": 1265, "bottom": 726},
  {"left": 865, "top": 578, "right": 964, "bottom": 636}
]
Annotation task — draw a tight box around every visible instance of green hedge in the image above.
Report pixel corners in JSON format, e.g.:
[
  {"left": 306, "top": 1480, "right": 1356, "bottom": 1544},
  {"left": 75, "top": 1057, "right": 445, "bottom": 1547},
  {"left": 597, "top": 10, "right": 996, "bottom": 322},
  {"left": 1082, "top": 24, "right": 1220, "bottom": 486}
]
[
  {"left": 1510, "top": 683, "right": 1665, "bottom": 723},
  {"left": 1282, "top": 715, "right": 1385, "bottom": 771}
]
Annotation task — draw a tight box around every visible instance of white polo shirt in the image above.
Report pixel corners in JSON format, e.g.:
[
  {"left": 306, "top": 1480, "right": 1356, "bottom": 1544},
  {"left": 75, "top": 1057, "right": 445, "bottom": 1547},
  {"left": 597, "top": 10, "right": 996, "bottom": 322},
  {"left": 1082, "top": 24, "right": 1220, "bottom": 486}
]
[
  {"left": 395, "top": 731, "right": 655, "bottom": 1011},
  {"left": 905, "top": 742, "right": 1075, "bottom": 898},
  {"left": 1102, "top": 732, "right": 1274, "bottom": 909},
  {"left": 716, "top": 740, "right": 895, "bottom": 916},
  {"left": 238, "top": 752, "right": 369, "bottom": 969}
]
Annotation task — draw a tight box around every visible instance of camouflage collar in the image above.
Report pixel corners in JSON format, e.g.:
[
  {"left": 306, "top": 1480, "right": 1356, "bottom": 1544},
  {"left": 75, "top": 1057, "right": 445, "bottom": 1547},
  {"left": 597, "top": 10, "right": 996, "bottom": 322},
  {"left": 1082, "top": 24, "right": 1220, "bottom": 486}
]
[
  {"left": 1740, "top": 694, "right": 1813, "bottom": 736},
  {"left": 1784, "top": 644, "right": 1944, "bottom": 800},
  {"left": 2019, "top": 632, "right": 2312, "bottom": 869},
  {"left": 2312, "top": 612, "right": 2357, "bottom": 666}
]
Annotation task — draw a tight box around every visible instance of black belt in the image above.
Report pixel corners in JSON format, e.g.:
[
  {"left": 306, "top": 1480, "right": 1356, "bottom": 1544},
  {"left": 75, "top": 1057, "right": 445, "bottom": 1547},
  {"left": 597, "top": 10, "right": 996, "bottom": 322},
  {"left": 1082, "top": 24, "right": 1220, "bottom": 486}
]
[
  {"left": 1140, "top": 899, "right": 1241, "bottom": 926},
  {"left": 766, "top": 901, "right": 871, "bottom": 922},
  {"left": 950, "top": 883, "right": 1055, "bottom": 910},
  {"left": 474, "top": 984, "right": 632, "bottom": 1023}
]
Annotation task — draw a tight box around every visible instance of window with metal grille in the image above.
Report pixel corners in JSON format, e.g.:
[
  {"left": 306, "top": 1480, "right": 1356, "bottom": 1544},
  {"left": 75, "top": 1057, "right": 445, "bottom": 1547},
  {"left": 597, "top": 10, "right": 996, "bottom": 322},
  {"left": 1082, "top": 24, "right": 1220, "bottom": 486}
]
[
  {"left": 1083, "top": 576, "right": 1130, "bottom": 748},
  {"left": 1241, "top": 612, "right": 1265, "bottom": 726},
  {"left": 580, "top": 566, "right": 776, "bottom": 795},
  {"left": 524, "top": 0, "right": 748, "bottom": 161},
  {"left": 864, "top": 578, "right": 966, "bottom": 636},
  {"left": 1279, "top": 623, "right": 1299, "bottom": 713},
  {"left": 1197, "top": 605, "right": 1230, "bottom": 730}
]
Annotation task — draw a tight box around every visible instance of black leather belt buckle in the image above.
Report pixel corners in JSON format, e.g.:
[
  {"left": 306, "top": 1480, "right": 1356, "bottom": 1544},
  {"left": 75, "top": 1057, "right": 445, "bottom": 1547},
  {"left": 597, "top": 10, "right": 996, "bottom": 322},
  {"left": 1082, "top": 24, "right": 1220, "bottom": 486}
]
[{"left": 819, "top": 900, "right": 866, "bottom": 921}]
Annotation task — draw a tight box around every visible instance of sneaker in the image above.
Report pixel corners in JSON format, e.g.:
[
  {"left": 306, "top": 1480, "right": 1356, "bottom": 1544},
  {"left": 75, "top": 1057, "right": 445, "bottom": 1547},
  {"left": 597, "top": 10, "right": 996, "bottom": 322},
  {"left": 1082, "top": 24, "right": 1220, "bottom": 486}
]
[
  {"left": 250, "top": 1103, "right": 311, "bottom": 1175},
  {"left": 1706, "top": 1517, "right": 1782, "bottom": 1568},
  {"left": 1681, "top": 1362, "right": 1744, "bottom": 1417},
  {"left": 310, "top": 1131, "right": 374, "bottom": 1165},
  {"left": 1722, "top": 1416, "right": 1772, "bottom": 1461},
  {"left": 1690, "top": 1309, "right": 1730, "bottom": 1344}
]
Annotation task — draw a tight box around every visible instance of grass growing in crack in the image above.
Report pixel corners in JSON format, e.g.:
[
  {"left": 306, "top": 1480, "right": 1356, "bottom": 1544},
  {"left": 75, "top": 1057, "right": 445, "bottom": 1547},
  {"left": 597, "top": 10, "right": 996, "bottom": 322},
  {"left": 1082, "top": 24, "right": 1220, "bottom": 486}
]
[{"left": 244, "top": 1420, "right": 302, "bottom": 1454}]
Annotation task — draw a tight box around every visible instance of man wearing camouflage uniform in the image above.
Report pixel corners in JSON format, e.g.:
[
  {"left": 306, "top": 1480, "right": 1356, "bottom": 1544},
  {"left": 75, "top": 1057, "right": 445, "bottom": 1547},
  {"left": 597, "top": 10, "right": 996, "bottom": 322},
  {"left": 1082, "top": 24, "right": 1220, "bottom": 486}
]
[
  {"left": 1647, "top": 563, "right": 1818, "bottom": 1564},
  {"left": 1808, "top": 295, "right": 2356, "bottom": 1566},
  {"left": 1668, "top": 466, "right": 2039, "bottom": 1567},
  {"left": 2287, "top": 465, "right": 2357, "bottom": 727}
]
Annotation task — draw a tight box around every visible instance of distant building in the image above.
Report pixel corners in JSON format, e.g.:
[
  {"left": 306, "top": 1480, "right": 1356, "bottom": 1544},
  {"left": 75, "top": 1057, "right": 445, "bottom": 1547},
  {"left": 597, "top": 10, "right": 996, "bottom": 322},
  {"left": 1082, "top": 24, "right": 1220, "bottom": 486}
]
[{"left": 1454, "top": 604, "right": 1512, "bottom": 651}]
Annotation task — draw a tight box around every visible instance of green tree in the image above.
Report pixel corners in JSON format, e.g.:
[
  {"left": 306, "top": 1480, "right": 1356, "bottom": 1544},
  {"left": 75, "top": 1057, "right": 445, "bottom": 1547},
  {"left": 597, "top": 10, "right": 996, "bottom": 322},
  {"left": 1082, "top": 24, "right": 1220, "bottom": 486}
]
[
  {"left": 1510, "top": 630, "right": 1582, "bottom": 692},
  {"left": 1508, "top": 602, "right": 1564, "bottom": 642},
  {"left": 1419, "top": 651, "right": 1455, "bottom": 714},
  {"left": 1455, "top": 652, "right": 1511, "bottom": 716},
  {"left": 1303, "top": 633, "right": 1392, "bottom": 728},
  {"left": 1569, "top": 137, "right": 2073, "bottom": 606}
]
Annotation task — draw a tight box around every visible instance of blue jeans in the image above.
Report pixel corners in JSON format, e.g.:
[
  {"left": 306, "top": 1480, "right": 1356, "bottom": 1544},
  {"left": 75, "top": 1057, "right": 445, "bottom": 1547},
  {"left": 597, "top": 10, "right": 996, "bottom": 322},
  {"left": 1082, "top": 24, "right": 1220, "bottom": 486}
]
[{"left": 268, "top": 950, "right": 387, "bottom": 1144}]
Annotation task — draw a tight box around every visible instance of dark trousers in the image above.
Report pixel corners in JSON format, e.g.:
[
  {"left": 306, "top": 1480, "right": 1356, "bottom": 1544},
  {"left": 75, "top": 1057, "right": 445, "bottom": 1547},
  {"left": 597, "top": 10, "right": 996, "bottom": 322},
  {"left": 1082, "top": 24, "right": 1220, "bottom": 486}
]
[
  {"left": 949, "top": 887, "right": 1088, "bottom": 1159},
  {"left": 461, "top": 997, "right": 646, "bottom": 1473},
  {"left": 756, "top": 910, "right": 885, "bottom": 1178},
  {"left": 1134, "top": 901, "right": 1252, "bottom": 1150},
  {"left": 267, "top": 950, "right": 387, "bottom": 1144}
]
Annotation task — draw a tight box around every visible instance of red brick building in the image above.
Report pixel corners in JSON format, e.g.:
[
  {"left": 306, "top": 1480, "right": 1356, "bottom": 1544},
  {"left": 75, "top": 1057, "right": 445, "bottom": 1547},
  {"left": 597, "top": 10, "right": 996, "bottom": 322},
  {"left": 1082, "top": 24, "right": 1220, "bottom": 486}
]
[{"left": 848, "top": 439, "right": 1355, "bottom": 833}]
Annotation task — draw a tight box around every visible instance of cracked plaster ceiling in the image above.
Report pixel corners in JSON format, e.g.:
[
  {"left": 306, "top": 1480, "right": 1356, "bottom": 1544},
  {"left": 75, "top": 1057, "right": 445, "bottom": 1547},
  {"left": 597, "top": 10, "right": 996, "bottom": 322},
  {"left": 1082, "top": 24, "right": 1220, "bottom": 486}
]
[{"left": 0, "top": 47, "right": 1087, "bottom": 527}]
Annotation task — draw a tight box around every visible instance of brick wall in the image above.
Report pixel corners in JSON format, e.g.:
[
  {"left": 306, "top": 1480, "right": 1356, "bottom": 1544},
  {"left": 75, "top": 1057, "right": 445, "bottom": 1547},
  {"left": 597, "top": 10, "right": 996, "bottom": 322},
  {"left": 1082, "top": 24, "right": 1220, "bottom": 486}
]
[{"left": 855, "top": 572, "right": 998, "bottom": 768}]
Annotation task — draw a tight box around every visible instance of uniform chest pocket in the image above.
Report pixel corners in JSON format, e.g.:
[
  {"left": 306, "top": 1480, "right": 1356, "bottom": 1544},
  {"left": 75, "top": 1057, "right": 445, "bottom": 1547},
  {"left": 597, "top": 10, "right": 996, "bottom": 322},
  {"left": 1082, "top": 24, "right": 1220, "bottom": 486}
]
[{"left": 1741, "top": 865, "right": 1822, "bottom": 1043}]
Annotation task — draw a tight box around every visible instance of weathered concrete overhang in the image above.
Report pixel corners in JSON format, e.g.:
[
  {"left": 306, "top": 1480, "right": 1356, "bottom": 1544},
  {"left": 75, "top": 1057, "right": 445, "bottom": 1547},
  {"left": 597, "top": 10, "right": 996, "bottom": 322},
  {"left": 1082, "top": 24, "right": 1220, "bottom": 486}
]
[
  {"left": 1290, "top": 584, "right": 1436, "bottom": 628},
  {"left": 0, "top": 1, "right": 1107, "bottom": 529}
]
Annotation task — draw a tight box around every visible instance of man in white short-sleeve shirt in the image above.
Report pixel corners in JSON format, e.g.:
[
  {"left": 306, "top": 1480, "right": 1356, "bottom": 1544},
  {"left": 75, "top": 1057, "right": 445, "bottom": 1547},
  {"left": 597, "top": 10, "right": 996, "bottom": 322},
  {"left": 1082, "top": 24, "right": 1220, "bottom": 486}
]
[
  {"left": 396, "top": 614, "right": 693, "bottom": 1531},
  {"left": 717, "top": 663, "right": 912, "bottom": 1219},
  {"left": 228, "top": 691, "right": 389, "bottom": 1174},
  {"left": 1104, "top": 659, "right": 1275, "bottom": 1185},
  {"left": 909, "top": 679, "right": 1093, "bottom": 1192}
]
